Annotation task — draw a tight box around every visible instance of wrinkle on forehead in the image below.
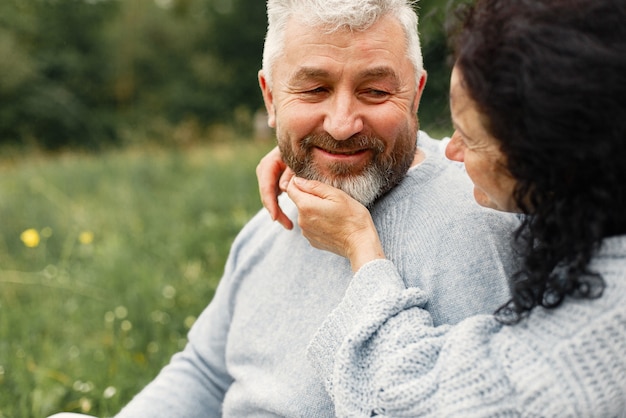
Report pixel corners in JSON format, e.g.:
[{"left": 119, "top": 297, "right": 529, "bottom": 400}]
[{"left": 285, "top": 14, "right": 406, "bottom": 55}]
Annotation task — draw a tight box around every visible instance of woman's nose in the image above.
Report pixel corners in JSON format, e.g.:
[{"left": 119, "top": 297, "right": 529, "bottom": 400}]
[{"left": 445, "top": 131, "right": 465, "bottom": 162}]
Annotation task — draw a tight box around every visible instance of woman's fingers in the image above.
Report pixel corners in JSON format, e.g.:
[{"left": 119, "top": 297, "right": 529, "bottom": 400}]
[{"left": 256, "top": 146, "right": 294, "bottom": 230}]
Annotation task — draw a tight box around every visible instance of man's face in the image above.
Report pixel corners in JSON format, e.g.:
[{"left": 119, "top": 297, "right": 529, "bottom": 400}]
[{"left": 259, "top": 14, "right": 426, "bottom": 206}]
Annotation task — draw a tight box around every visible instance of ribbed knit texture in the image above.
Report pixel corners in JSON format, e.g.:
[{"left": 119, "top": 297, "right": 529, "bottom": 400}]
[
  {"left": 308, "top": 237, "right": 626, "bottom": 417},
  {"left": 116, "top": 133, "right": 521, "bottom": 417}
]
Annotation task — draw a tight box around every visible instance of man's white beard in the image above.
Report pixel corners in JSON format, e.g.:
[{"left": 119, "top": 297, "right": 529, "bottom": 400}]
[
  {"left": 298, "top": 160, "right": 391, "bottom": 207},
  {"left": 279, "top": 130, "right": 417, "bottom": 207}
]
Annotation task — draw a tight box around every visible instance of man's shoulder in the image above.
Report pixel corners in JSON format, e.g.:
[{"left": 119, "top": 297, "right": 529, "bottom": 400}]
[
  {"left": 382, "top": 150, "right": 472, "bottom": 208},
  {"left": 228, "top": 206, "right": 284, "bottom": 252},
  {"left": 374, "top": 144, "right": 519, "bottom": 233},
  {"left": 417, "top": 130, "right": 451, "bottom": 155},
  {"left": 229, "top": 196, "right": 302, "bottom": 253}
]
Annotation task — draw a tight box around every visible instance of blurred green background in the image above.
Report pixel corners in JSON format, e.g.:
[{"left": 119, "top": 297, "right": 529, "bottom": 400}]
[
  {"left": 0, "top": 0, "right": 456, "bottom": 152},
  {"left": 0, "top": 0, "right": 458, "bottom": 416}
]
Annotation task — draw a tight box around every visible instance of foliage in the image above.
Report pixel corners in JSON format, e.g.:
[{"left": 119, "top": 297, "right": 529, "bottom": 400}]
[
  {"left": 0, "top": 141, "right": 272, "bottom": 417},
  {"left": 0, "top": 0, "right": 456, "bottom": 151},
  {"left": 418, "top": 0, "right": 459, "bottom": 134},
  {"left": 0, "top": 0, "right": 267, "bottom": 150},
  {"left": 0, "top": 0, "right": 119, "bottom": 150}
]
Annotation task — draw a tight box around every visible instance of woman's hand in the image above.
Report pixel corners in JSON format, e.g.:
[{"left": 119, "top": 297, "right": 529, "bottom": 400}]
[
  {"left": 286, "top": 177, "right": 386, "bottom": 272},
  {"left": 256, "top": 146, "right": 295, "bottom": 229}
]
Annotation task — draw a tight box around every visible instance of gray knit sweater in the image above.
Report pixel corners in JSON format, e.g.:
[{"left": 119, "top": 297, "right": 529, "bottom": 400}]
[
  {"left": 116, "top": 133, "right": 521, "bottom": 417},
  {"left": 309, "top": 235, "right": 626, "bottom": 417}
]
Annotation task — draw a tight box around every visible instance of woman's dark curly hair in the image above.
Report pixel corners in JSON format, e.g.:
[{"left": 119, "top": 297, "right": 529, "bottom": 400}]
[{"left": 450, "top": 0, "right": 626, "bottom": 323}]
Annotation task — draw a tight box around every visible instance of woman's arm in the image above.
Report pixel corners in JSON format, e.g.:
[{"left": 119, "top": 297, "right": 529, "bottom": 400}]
[
  {"left": 308, "top": 258, "right": 625, "bottom": 417},
  {"left": 287, "top": 176, "right": 624, "bottom": 417}
]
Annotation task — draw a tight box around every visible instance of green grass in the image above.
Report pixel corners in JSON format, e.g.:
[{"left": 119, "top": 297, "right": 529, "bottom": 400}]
[{"left": 0, "top": 140, "right": 273, "bottom": 418}]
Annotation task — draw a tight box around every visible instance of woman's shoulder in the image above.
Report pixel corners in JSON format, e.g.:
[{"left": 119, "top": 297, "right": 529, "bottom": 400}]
[{"left": 501, "top": 239, "right": 626, "bottom": 353}]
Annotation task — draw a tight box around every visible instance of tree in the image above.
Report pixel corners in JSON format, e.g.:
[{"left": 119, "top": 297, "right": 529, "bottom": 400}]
[{"left": 0, "top": 0, "right": 118, "bottom": 150}]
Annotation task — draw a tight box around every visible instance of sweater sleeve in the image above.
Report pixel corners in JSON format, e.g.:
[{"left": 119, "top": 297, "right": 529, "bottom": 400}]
[{"left": 307, "top": 259, "right": 626, "bottom": 417}]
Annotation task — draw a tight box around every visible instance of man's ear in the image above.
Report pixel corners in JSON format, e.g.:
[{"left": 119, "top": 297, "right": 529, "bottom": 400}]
[
  {"left": 258, "top": 70, "right": 276, "bottom": 128},
  {"left": 412, "top": 70, "right": 428, "bottom": 114}
]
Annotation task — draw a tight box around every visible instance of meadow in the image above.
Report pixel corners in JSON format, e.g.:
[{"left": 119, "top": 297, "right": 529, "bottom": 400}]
[{"left": 0, "top": 140, "right": 274, "bottom": 417}]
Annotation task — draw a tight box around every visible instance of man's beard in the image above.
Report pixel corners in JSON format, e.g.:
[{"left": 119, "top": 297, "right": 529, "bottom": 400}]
[{"left": 279, "top": 130, "right": 417, "bottom": 207}]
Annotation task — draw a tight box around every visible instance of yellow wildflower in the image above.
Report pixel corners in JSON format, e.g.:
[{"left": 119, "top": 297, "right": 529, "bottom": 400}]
[
  {"left": 78, "top": 231, "right": 94, "bottom": 245},
  {"left": 20, "top": 228, "right": 40, "bottom": 248}
]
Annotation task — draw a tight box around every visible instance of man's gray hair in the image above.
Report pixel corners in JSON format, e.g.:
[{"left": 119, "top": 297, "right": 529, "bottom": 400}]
[{"left": 262, "top": 0, "right": 424, "bottom": 88}]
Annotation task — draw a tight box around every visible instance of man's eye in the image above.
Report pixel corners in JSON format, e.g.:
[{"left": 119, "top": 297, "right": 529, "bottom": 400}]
[
  {"left": 305, "top": 87, "right": 327, "bottom": 94},
  {"left": 361, "top": 89, "right": 390, "bottom": 103},
  {"left": 367, "top": 89, "right": 390, "bottom": 96}
]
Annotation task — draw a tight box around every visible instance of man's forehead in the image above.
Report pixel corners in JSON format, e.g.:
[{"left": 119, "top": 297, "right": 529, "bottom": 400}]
[
  {"left": 274, "top": 14, "right": 417, "bottom": 89},
  {"left": 283, "top": 13, "right": 404, "bottom": 48}
]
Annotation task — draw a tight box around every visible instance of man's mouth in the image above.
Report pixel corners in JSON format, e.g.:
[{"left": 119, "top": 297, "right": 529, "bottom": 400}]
[
  {"left": 311, "top": 147, "right": 373, "bottom": 172},
  {"left": 318, "top": 147, "right": 368, "bottom": 156}
]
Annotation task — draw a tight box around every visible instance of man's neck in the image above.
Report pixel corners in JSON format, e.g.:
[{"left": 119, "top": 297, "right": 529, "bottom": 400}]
[{"left": 410, "top": 148, "right": 426, "bottom": 168}]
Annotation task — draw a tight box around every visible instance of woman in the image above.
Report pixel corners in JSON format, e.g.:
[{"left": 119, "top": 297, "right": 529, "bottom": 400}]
[{"left": 258, "top": 0, "right": 626, "bottom": 415}]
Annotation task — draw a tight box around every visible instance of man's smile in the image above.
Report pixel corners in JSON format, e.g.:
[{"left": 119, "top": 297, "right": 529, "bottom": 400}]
[{"left": 312, "top": 146, "right": 372, "bottom": 166}]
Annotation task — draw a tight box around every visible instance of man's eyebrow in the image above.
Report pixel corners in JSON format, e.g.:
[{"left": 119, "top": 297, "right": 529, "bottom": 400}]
[
  {"left": 289, "top": 67, "right": 330, "bottom": 83},
  {"left": 358, "top": 66, "right": 402, "bottom": 85},
  {"left": 289, "top": 66, "right": 401, "bottom": 84}
]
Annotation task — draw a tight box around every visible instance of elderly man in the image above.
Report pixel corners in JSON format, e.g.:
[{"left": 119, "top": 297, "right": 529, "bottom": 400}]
[{"left": 107, "top": 0, "right": 519, "bottom": 416}]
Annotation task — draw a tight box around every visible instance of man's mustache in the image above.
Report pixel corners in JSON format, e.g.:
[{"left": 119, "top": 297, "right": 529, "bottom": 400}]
[{"left": 300, "top": 133, "right": 385, "bottom": 154}]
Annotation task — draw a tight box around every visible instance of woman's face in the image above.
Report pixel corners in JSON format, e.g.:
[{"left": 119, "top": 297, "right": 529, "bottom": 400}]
[{"left": 445, "top": 66, "right": 519, "bottom": 213}]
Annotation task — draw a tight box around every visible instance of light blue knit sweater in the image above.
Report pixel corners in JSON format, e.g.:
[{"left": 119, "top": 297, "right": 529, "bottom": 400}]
[
  {"left": 116, "top": 133, "right": 521, "bottom": 417},
  {"left": 308, "top": 234, "right": 626, "bottom": 417}
]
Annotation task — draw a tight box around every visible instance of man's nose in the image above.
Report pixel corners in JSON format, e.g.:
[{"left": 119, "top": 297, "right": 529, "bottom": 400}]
[
  {"left": 323, "top": 92, "right": 364, "bottom": 141},
  {"left": 445, "top": 131, "right": 465, "bottom": 162}
]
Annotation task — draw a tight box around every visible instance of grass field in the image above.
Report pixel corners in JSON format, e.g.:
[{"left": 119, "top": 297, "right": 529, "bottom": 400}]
[{"left": 0, "top": 140, "right": 273, "bottom": 418}]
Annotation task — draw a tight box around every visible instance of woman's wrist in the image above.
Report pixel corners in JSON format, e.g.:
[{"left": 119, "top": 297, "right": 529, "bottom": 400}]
[{"left": 348, "top": 231, "right": 386, "bottom": 272}]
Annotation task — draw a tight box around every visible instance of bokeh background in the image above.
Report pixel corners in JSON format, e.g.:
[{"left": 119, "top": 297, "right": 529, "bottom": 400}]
[{"left": 0, "top": 0, "right": 459, "bottom": 416}]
